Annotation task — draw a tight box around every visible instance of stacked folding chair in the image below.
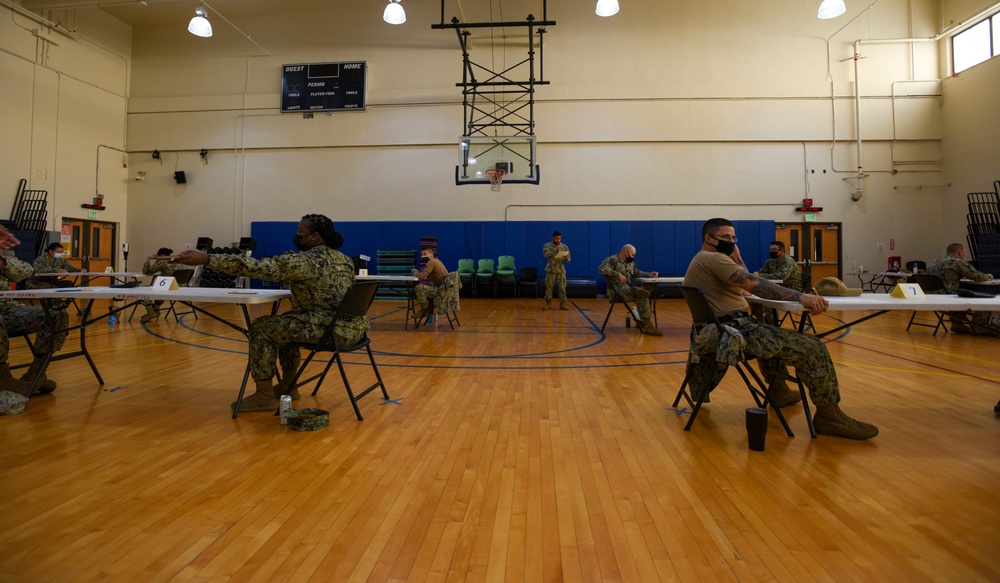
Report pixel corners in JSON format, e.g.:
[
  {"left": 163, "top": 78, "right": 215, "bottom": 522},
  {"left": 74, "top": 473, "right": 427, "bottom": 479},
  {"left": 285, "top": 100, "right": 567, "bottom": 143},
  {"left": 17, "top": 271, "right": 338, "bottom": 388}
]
[
  {"left": 9, "top": 179, "right": 49, "bottom": 259},
  {"left": 966, "top": 183, "right": 1000, "bottom": 276}
]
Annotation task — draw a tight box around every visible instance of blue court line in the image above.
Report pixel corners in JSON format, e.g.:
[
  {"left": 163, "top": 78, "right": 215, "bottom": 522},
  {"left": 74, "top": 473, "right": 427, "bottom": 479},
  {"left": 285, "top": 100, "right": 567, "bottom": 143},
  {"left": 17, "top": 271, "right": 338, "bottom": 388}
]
[
  {"left": 370, "top": 347, "right": 690, "bottom": 360},
  {"left": 665, "top": 407, "right": 691, "bottom": 416},
  {"left": 134, "top": 299, "right": 857, "bottom": 372},
  {"left": 380, "top": 397, "right": 405, "bottom": 406},
  {"left": 367, "top": 359, "right": 690, "bottom": 371}
]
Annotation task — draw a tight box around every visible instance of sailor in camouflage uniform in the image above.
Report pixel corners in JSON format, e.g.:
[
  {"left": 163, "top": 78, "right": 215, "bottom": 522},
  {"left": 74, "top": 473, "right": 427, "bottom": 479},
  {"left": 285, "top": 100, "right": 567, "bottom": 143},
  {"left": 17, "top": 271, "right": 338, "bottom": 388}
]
[
  {"left": 756, "top": 241, "right": 802, "bottom": 291},
  {"left": 139, "top": 247, "right": 179, "bottom": 323},
  {"left": 26, "top": 243, "right": 83, "bottom": 289},
  {"left": 927, "top": 243, "right": 998, "bottom": 335},
  {"left": 682, "top": 218, "right": 877, "bottom": 440},
  {"left": 0, "top": 246, "right": 69, "bottom": 396},
  {"left": 173, "top": 214, "right": 368, "bottom": 412},
  {"left": 598, "top": 244, "right": 662, "bottom": 336},
  {"left": 542, "top": 231, "right": 571, "bottom": 310}
]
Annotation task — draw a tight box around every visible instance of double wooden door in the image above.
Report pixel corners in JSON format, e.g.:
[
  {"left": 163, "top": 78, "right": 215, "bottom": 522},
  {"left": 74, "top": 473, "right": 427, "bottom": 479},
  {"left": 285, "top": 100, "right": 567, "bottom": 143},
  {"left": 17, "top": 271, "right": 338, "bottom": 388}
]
[
  {"left": 774, "top": 222, "right": 842, "bottom": 287},
  {"left": 62, "top": 218, "right": 117, "bottom": 273}
]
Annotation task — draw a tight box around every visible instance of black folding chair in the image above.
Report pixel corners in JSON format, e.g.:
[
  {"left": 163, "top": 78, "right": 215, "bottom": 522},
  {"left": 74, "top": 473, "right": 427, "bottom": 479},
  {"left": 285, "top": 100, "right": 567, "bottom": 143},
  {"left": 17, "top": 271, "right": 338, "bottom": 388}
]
[
  {"left": 672, "top": 286, "right": 815, "bottom": 438},
  {"left": 517, "top": 267, "right": 539, "bottom": 298},
  {"left": 275, "top": 280, "right": 390, "bottom": 421},
  {"left": 414, "top": 272, "right": 462, "bottom": 330},
  {"left": 905, "top": 274, "right": 949, "bottom": 335},
  {"left": 128, "top": 269, "right": 198, "bottom": 322},
  {"left": 600, "top": 278, "right": 644, "bottom": 332}
]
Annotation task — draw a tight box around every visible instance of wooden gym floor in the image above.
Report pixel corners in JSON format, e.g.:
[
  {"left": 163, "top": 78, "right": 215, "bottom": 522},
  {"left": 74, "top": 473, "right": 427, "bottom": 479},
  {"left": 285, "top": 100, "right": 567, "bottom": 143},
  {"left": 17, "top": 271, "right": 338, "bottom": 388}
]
[{"left": 0, "top": 296, "right": 998, "bottom": 582}]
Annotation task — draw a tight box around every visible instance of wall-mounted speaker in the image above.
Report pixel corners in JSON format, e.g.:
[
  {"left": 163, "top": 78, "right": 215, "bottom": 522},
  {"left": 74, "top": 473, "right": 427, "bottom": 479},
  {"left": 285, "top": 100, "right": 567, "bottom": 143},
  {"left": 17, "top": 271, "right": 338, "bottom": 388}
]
[{"left": 174, "top": 171, "right": 187, "bottom": 184}]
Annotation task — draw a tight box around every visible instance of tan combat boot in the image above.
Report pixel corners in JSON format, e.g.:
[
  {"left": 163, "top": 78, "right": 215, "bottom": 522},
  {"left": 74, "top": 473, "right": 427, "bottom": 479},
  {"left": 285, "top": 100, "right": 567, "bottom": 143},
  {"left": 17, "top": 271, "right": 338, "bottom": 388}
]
[
  {"left": 273, "top": 369, "right": 302, "bottom": 400},
  {"left": 231, "top": 379, "right": 279, "bottom": 412},
  {"left": 639, "top": 322, "right": 663, "bottom": 336},
  {"left": 1, "top": 364, "right": 34, "bottom": 397},
  {"left": 559, "top": 302, "right": 569, "bottom": 311},
  {"left": 140, "top": 304, "right": 160, "bottom": 323},
  {"left": 813, "top": 405, "right": 879, "bottom": 440},
  {"left": 542, "top": 300, "right": 552, "bottom": 310},
  {"left": 18, "top": 357, "right": 57, "bottom": 394},
  {"left": 767, "top": 378, "right": 802, "bottom": 408}
]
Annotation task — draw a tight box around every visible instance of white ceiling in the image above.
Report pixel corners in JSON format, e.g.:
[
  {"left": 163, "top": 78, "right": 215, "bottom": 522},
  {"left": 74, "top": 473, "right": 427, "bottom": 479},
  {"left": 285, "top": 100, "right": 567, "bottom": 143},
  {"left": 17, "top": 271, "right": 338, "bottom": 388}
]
[{"left": 20, "top": 0, "right": 551, "bottom": 28}]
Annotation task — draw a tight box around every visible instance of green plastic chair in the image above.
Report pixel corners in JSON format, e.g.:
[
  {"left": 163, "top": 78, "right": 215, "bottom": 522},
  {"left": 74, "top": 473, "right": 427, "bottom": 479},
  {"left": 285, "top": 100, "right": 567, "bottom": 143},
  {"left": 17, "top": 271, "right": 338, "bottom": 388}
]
[
  {"left": 496, "top": 255, "right": 517, "bottom": 296},
  {"left": 457, "top": 259, "right": 475, "bottom": 294},
  {"left": 475, "top": 259, "right": 496, "bottom": 296}
]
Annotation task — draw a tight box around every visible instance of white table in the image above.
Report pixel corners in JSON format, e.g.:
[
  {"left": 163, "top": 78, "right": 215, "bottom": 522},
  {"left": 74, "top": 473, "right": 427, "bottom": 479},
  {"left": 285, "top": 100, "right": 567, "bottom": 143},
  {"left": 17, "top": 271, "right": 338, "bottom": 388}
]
[
  {"left": 0, "top": 287, "right": 290, "bottom": 404},
  {"left": 33, "top": 271, "right": 145, "bottom": 284},
  {"left": 847, "top": 271, "right": 912, "bottom": 293},
  {"left": 626, "top": 277, "right": 683, "bottom": 327},
  {"left": 629, "top": 277, "right": 781, "bottom": 327},
  {"left": 747, "top": 293, "right": 1000, "bottom": 338},
  {"left": 357, "top": 274, "right": 419, "bottom": 329}
]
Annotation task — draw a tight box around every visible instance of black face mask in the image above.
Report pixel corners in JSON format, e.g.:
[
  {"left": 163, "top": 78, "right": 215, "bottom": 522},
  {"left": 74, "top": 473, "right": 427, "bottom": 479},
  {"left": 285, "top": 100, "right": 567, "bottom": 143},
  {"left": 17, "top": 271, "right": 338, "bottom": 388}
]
[
  {"left": 624, "top": 255, "right": 635, "bottom": 264},
  {"left": 292, "top": 234, "right": 309, "bottom": 251},
  {"left": 769, "top": 251, "right": 779, "bottom": 259},
  {"left": 711, "top": 237, "right": 736, "bottom": 256}
]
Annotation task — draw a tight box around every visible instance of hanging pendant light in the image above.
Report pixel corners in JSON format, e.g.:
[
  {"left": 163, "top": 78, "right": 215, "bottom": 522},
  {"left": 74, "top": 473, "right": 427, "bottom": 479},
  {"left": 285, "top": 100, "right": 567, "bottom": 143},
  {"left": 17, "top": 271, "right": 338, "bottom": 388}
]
[
  {"left": 383, "top": 0, "right": 406, "bottom": 25},
  {"left": 596, "top": 0, "right": 619, "bottom": 17},
  {"left": 188, "top": 6, "right": 212, "bottom": 37},
  {"left": 817, "top": 0, "right": 846, "bottom": 19}
]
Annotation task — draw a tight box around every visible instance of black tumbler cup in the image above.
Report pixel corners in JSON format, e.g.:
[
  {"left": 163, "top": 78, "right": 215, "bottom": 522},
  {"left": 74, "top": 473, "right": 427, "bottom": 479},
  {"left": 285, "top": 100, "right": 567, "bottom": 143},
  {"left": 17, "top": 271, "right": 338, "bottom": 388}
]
[{"left": 746, "top": 407, "right": 768, "bottom": 451}]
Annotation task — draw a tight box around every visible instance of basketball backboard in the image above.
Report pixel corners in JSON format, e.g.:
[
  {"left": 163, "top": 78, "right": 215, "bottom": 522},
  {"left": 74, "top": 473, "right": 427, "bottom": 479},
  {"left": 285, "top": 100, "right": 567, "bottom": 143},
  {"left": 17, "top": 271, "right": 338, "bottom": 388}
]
[{"left": 456, "top": 136, "right": 539, "bottom": 186}]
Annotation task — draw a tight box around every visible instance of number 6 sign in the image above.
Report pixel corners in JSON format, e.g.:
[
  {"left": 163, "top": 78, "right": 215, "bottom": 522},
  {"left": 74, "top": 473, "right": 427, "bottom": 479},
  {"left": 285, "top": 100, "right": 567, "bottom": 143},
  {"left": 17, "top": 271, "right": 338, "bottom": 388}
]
[{"left": 151, "top": 276, "right": 179, "bottom": 290}]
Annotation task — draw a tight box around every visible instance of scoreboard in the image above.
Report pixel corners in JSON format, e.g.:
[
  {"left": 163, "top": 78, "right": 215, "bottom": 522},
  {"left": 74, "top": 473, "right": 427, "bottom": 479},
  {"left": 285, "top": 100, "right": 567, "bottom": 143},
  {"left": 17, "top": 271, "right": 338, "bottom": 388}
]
[{"left": 280, "top": 61, "right": 367, "bottom": 113}]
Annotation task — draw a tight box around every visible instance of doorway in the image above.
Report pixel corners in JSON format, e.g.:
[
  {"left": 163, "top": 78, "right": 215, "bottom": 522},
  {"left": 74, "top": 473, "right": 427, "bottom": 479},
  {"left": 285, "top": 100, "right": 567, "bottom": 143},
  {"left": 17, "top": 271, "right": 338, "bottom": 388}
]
[
  {"left": 774, "top": 222, "right": 842, "bottom": 289},
  {"left": 62, "top": 218, "right": 117, "bottom": 273}
]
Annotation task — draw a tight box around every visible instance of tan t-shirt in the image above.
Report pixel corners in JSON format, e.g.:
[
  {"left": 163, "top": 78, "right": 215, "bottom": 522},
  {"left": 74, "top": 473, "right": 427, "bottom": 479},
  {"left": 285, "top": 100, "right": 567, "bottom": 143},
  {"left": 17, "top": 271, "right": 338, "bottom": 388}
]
[
  {"left": 682, "top": 251, "right": 748, "bottom": 318},
  {"left": 417, "top": 256, "right": 449, "bottom": 286}
]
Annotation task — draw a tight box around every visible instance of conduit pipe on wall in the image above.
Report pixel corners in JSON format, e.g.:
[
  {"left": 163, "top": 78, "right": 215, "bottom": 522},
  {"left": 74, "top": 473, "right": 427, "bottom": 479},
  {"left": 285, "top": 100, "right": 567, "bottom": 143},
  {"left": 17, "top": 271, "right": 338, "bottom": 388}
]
[
  {"left": 503, "top": 203, "right": 805, "bottom": 222},
  {"left": 851, "top": 40, "right": 865, "bottom": 201},
  {"left": 0, "top": 0, "right": 79, "bottom": 39},
  {"left": 847, "top": 36, "right": 946, "bottom": 200},
  {"left": 96, "top": 144, "right": 126, "bottom": 197},
  {"left": 841, "top": 0, "right": 1000, "bottom": 200}
]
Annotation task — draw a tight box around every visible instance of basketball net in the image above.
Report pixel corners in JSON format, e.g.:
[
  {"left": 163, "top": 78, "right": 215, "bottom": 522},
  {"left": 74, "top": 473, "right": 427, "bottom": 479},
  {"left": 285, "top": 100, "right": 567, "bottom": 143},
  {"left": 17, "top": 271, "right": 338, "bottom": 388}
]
[{"left": 485, "top": 168, "right": 507, "bottom": 192}]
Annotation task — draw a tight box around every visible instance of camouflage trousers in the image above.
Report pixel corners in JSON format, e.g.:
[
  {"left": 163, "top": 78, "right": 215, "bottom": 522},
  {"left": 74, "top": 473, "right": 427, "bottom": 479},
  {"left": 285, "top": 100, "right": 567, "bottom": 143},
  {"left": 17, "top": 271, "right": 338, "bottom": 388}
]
[
  {"left": 0, "top": 303, "right": 69, "bottom": 363},
  {"left": 607, "top": 282, "right": 654, "bottom": 323},
  {"left": 24, "top": 278, "right": 74, "bottom": 289},
  {"left": 972, "top": 311, "right": 1000, "bottom": 336},
  {"left": 248, "top": 311, "right": 365, "bottom": 381},
  {"left": 949, "top": 310, "right": 1000, "bottom": 337},
  {"left": 686, "top": 314, "right": 841, "bottom": 407},
  {"left": 544, "top": 272, "right": 567, "bottom": 303},
  {"left": 414, "top": 283, "right": 439, "bottom": 311}
]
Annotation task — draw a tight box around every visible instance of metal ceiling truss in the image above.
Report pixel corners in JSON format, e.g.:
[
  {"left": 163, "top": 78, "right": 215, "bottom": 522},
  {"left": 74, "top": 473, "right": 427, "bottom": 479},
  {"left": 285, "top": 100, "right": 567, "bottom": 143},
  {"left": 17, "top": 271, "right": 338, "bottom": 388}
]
[{"left": 432, "top": 0, "right": 555, "bottom": 139}]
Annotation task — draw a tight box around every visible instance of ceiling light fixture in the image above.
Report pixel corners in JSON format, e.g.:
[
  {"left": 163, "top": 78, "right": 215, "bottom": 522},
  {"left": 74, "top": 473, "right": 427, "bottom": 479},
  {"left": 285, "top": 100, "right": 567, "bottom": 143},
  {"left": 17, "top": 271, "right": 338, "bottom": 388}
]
[
  {"left": 596, "top": 0, "right": 620, "bottom": 17},
  {"left": 383, "top": 0, "right": 406, "bottom": 25},
  {"left": 188, "top": 6, "right": 213, "bottom": 37},
  {"left": 817, "top": 0, "right": 846, "bottom": 19}
]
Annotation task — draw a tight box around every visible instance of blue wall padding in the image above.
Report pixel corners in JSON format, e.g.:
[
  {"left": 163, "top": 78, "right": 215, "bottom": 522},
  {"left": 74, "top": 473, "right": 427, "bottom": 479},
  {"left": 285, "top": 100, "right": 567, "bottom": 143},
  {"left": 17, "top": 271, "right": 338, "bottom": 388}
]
[{"left": 250, "top": 220, "right": 776, "bottom": 292}]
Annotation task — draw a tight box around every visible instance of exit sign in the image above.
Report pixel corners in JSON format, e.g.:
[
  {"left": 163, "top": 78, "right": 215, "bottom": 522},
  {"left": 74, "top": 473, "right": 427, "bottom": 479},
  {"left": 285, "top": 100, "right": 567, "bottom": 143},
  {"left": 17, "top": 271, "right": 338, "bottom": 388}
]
[
  {"left": 88, "top": 211, "right": 98, "bottom": 219},
  {"left": 804, "top": 213, "right": 818, "bottom": 222}
]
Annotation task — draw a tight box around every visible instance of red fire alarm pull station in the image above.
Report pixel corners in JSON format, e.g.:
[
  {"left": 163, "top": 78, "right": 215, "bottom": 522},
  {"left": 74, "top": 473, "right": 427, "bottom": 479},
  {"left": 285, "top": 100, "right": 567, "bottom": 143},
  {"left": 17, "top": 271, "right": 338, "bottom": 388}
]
[
  {"left": 890, "top": 239, "right": 895, "bottom": 251},
  {"left": 795, "top": 197, "right": 823, "bottom": 212}
]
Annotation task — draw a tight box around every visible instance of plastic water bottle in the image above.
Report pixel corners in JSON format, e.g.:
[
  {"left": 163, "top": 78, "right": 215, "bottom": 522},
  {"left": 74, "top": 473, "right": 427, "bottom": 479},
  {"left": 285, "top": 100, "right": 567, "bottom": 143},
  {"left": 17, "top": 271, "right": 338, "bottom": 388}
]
[{"left": 108, "top": 313, "right": 117, "bottom": 329}]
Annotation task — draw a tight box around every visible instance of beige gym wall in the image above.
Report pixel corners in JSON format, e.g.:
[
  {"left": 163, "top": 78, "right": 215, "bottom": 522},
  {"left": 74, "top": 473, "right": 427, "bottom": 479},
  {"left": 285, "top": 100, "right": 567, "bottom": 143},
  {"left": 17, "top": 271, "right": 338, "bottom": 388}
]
[{"left": 2, "top": 0, "right": 998, "bottom": 270}]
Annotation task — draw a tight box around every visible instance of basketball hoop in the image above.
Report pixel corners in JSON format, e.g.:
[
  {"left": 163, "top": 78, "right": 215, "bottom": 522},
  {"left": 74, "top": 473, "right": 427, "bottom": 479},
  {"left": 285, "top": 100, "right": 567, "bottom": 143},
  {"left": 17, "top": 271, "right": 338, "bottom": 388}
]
[{"left": 485, "top": 167, "right": 507, "bottom": 192}]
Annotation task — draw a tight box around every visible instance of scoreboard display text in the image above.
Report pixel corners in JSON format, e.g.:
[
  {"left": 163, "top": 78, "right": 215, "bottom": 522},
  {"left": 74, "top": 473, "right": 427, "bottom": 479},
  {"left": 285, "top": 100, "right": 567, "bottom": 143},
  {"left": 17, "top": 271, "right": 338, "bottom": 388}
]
[{"left": 280, "top": 62, "right": 367, "bottom": 113}]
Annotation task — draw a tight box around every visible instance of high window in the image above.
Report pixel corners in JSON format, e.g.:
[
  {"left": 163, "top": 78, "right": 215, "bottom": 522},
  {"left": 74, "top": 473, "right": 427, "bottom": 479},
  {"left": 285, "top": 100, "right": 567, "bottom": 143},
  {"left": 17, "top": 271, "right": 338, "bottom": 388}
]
[{"left": 953, "top": 13, "right": 999, "bottom": 74}]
